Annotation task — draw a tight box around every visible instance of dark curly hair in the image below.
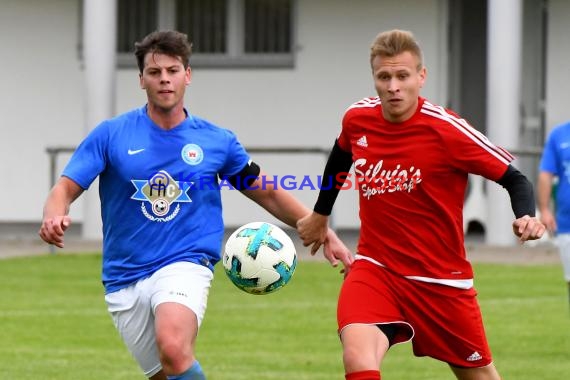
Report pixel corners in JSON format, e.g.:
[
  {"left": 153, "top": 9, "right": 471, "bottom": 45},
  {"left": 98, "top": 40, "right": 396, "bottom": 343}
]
[{"left": 134, "top": 30, "right": 193, "bottom": 73}]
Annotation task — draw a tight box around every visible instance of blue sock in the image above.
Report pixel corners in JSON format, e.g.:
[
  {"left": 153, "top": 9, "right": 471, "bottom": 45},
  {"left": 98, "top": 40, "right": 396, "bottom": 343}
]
[{"left": 167, "top": 360, "right": 206, "bottom": 380}]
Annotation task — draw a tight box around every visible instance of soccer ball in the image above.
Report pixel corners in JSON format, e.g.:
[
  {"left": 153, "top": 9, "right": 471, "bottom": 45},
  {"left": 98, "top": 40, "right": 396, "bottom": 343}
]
[{"left": 223, "top": 222, "right": 297, "bottom": 295}]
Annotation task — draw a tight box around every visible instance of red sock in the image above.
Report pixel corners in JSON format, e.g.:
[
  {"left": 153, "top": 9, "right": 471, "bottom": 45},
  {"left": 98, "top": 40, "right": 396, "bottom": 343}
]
[{"left": 345, "top": 370, "right": 381, "bottom": 380}]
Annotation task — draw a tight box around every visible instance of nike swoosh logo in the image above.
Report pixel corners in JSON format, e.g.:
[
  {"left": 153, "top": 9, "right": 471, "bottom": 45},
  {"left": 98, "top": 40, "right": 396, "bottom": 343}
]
[{"left": 128, "top": 148, "right": 145, "bottom": 155}]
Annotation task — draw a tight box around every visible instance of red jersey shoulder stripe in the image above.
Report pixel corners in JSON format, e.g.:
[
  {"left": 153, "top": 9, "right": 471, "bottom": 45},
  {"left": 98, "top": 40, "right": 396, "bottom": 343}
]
[
  {"left": 420, "top": 101, "right": 515, "bottom": 165},
  {"left": 346, "top": 96, "right": 381, "bottom": 111}
]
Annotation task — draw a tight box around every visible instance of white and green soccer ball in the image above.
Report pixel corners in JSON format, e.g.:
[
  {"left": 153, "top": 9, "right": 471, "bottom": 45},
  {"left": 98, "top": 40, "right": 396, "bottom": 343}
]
[{"left": 223, "top": 222, "right": 297, "bottom": 295}]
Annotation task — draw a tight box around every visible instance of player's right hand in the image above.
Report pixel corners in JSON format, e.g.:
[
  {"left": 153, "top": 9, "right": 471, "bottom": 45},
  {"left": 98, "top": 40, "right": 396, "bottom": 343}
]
[
  {"left": 539, "top": 208, "right": 557, "bottom": 234},
  {"left": 297, "top": 212, "right": 328, "bottom": 254},
  {"left": 512, "top": 215, "right": 545, "bottom": 242},
  {"left": 39, "top": 216, "right": 71, "bottom": 248}
]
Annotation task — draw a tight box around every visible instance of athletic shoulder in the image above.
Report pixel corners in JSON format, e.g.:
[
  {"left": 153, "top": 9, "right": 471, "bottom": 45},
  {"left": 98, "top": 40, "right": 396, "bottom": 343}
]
[
  {"left": 95, "top": 107, "right": 144, "bottom": 134},
  {"left": 420, "top": 99, "right": 515, "bottom": 163},
  {"left": 419, "top": 99, "right": 462, "bottom": 122},
  {"left": 345, "top": 96, "right": 381, "bottom": 113},
  {"left": 109, "top": 107, "right": 144, "bottom": 124},
  {"left": 189, "top": 114, "right": 239, "bottom": 140},
  {"left": 549, "top": 120, "right": 570, "bottom": 138},
  {"left": 343, "top": 96, "right": 381, "bottom": 122},
  {"left": 418, "top": 99, "right": 476, "bottom": 133}
]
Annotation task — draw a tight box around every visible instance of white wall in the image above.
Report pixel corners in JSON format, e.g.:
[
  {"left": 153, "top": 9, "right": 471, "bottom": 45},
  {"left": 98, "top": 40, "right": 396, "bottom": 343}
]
[
  {"left": 2, "top": 0, "right": 566, "bottom": 239},
  {"left": 545, "top": 0, "right": 570, "bottom": 132},
  {"left": 0, "top": 0, "right": 84, "bottom": 222}
]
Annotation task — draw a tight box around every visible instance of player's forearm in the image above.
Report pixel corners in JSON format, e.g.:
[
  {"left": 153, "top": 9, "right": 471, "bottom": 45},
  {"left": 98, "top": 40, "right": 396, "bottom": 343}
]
[
  {"left": 42, "top": 178, "right": 83, "bottom": 219},
  {"left": 536, "top": 171, "right": 553, "bottom": 213},
  {"left": 313, "top": 139, "right": 353, "bottom": 215},
  {"left": 43, "top": 187, "right": 72, "bottom": 219},
  {"left": 495, "top": 165, "right": 536, "bottom": 218},
  {"left": 261, "top": 188, "right": 311, "bottom": 228}
]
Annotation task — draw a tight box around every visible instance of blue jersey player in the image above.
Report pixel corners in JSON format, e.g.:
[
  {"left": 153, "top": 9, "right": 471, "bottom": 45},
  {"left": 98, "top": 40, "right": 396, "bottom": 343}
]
[
  {"left": 39, "top": 30, "right": 353, "bottom": 380},
  {"left": 538, "top": 120, "right": 570, "bottom": 309}
]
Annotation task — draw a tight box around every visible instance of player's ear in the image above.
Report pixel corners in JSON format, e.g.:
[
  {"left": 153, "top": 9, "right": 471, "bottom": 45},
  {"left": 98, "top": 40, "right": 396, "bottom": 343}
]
[
  {"left": 418, "top": 67, "right": 427, "bottom": 88},
  {"left": 185, "top": 66, "right": 192, "bottom": 86},
  {"left": 139, "top": 72, "right": 145, "bottom": 89}
]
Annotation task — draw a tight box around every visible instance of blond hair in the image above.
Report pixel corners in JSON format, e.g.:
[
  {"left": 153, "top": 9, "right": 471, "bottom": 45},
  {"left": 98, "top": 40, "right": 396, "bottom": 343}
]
[{"left": 370, "top": 29, "right": 423, "bottom": 70}]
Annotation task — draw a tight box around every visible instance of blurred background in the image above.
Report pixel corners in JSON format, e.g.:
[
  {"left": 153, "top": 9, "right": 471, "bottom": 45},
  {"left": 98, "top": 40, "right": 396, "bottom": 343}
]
[{"left": 1, "top": 0, "right": 567, "bottom": 247}]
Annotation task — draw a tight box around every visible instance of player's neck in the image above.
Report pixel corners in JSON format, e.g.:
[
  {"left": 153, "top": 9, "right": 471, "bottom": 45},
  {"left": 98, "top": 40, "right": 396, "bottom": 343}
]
[{"left": 146, "top": 103, "right": 187, "bottom": 130}]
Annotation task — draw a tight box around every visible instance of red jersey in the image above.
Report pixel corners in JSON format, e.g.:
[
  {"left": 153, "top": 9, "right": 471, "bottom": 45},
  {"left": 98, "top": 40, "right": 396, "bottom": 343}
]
[{"left": 338, "top": 97, "right": 514, "bottom": 287}]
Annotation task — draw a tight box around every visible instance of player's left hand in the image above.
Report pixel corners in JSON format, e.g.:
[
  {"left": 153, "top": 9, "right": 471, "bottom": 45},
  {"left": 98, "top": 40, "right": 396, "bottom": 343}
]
[
  {"left": 512, "top": 215, "right": 546, "bottom": 242},
  {"left": 322, "top": 228, "right": 354, "bottom": 275}
]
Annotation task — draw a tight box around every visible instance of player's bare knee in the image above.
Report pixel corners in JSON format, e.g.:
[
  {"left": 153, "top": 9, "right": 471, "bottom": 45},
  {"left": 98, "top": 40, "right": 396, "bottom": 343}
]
[{"left": 158, "top": 341, "right": 193, "bottom": 374}]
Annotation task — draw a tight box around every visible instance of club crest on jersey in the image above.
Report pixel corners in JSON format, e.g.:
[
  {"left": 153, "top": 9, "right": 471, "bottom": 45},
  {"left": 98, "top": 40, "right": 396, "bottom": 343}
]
[
  {"left": 181, "top": 143, "right": 204, "bottom": 165},
  {"left": 131, "top": 170, "right": 193, "bottom": 222}
]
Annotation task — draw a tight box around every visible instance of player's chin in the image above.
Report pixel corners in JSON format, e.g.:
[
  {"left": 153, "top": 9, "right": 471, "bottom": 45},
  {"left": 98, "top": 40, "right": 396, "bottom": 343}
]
[{"left": 152, "top": 97, "right": 178, "bottom": 110}]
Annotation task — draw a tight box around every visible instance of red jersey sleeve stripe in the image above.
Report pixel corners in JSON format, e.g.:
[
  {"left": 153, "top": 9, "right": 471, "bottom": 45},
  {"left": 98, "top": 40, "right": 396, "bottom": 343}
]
[{"left": 421, "top": 102, "right": 515, "bottom": 165}]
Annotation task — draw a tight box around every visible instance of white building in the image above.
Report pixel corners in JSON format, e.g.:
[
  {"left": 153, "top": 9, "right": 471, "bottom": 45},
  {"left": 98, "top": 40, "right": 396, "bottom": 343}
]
[{"left": 1, "top": 0, "right": 568, "bottom": 245}]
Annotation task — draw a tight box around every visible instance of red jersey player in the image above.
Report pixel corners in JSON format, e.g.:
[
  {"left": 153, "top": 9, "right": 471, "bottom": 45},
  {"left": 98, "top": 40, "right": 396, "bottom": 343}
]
[{"left": 297, "top": 29, "right": 545, "bottom": 380}]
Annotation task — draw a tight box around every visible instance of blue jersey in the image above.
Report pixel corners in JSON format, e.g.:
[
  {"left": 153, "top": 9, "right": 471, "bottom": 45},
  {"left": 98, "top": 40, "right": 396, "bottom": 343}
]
[
  {"left": 539, "top": 121, "right": 570, "bottom": 233},
  {"left": 63, "top": 106, "right": 250, "bottom": 293}
]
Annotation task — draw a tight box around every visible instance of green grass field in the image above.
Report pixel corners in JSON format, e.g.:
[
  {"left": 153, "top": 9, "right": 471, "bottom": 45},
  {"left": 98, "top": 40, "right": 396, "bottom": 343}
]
[{"left": 1, "top": 253, "right": 568, "bottom": 379}]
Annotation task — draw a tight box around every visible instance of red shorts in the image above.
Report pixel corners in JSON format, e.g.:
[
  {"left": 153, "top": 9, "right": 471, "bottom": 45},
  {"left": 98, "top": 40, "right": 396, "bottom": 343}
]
[{"left": 337, "top": 259, "right": 492, "bottom": 368}]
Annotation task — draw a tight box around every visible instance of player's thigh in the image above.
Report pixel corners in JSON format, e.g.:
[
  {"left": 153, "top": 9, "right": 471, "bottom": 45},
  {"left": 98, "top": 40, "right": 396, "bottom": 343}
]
[
  {"left": 155, "top": 302, "right": 199, "bottom": 353},
  {"left": 449, "top": 362, "right": 501, "bottom": 380},
  {"left": 403, "top": 282, "right": 492, "bottom": 368},
  {"left": 338, "top": 259, "right": 414, "bottom": 344},
  {"left": 105, "top": 285, "right": 162, "bottom": 377},
  {"left": 151, "top": 261, "right": 214, "bottom": 326},
  {"left": 150, "top": 261, "right": 214, "bottom": 348}
]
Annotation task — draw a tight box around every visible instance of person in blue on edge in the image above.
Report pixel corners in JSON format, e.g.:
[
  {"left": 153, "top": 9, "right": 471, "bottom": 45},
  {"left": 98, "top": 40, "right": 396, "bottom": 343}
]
[
  {"left": 39, "top": 30, "right": 353, "bottom": 380},
  {"left": 537, "top": 120, "right": 570, "bottom": 310}
]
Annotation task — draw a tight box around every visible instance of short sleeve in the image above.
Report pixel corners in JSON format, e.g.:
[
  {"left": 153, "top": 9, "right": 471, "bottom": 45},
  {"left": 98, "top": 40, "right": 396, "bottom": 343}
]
[
  {"left": 337, "top": 111, "right": 353, "bottom": 152},
  {"left": 62, "top": 122, "right": 109, "bottom": 189},
  {"left": 539, "top": 129, "right": 559, "bottom": 175},
  {"left": 220, "top": 130, "right": 251, "bottom": 177},
  {"left": 440, "top": 118, "right": 513, "bottom": 181}
]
